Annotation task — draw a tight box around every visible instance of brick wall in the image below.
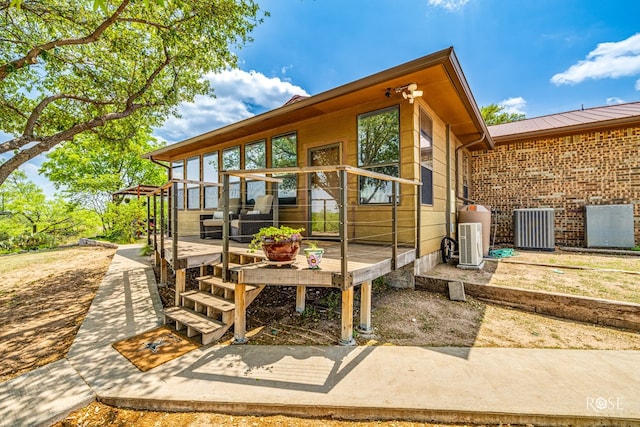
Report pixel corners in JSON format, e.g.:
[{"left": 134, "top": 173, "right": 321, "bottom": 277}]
[{"left": 469, "top": 126, "right": 640, "bottom": 247}]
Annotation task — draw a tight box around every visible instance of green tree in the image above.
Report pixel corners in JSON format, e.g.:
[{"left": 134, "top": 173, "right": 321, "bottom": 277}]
[
  {"left": 481, "top": 103, "right": 526, "bottom": 126},
  {"left": 0, "top": 170, "right": 100, "bottom": 249},
  {"left": 0, "top": 0, "right": 265, "bottom": 185},
  {"left": 40, "top": 124, "right": 166, "bottom": 232}
]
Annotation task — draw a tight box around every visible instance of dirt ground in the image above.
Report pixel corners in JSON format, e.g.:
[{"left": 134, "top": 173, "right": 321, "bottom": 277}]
[
  {"left": 2, "top": 245, "right": 639, "bottom": 426},
  {"left": 0, "top": 246, "right": 115, "bottom": 382}
]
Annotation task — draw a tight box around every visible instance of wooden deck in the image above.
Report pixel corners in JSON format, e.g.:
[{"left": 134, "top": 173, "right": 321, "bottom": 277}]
[
  {"left": 157, "top": 236, "right": 415, "bottom": 289},
  {"left": 154, "top": 236, "right": 415, "bottom": 345}
]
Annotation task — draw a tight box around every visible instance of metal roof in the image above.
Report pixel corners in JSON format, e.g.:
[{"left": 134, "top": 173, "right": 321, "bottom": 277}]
[{"left": 489, "top": 101, "right": 640, "bottom": 143}]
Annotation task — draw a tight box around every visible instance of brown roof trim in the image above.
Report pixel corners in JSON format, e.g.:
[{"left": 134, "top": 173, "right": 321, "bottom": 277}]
[{"left": 145, "top": 47, "right": 493, "bottom": 159}]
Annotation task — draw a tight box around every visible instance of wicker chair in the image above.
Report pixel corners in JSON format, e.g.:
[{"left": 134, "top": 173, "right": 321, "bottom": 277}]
[
  {"left": 199, "top": 198, "right": 240, "bottom": 239},
  {"left": 230, "top": 195, "right": 274, "bottom": 243}
]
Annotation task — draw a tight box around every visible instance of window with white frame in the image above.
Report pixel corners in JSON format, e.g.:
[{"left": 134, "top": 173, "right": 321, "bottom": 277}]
[{"left": 357, "top": 106, "right": 400, "bottom": 204}]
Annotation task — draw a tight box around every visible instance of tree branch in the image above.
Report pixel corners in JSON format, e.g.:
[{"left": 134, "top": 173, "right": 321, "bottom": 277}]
[
  {"left": 0, "top": 0, "right": 131, "bottom": 81},
  {"left": 0, "top": 50, "right": 174, "bottom": 183}
]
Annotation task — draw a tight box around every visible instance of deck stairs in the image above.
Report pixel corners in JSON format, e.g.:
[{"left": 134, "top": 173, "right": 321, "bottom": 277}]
[{"left": 163, "top": 252, "right": 265, "bottom": 345}]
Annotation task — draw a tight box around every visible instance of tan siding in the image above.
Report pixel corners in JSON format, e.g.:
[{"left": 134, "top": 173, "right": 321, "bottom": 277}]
[{"left": 174, "top": 96, "right": 470, "bottom": 254}]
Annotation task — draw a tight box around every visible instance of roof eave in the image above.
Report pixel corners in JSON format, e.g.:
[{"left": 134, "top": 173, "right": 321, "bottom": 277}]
[
  {"left": 146, "top": 47, "right": 493, "bottom": 158},
  {"left": 490, "top": 116, "right": 640, "bottom": 145}
]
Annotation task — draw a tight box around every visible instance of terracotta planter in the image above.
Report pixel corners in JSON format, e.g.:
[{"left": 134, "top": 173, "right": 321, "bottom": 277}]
[
  {"left": 261, "top": 240, "right": 300, "bottom": 262},
  {"left": 304, "top": 248, "right": 324, "bottom": 269}
]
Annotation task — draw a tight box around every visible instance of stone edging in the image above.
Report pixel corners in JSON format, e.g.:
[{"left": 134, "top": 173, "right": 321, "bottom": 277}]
[
  {"left": 416, "top": 276, "right": 640, "bottom": 332},
  {"left": 78, "top": 238, "right": 118, "bottom": 249}
]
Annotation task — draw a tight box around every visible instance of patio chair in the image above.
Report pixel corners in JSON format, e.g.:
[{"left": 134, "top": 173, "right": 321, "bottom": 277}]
[
  {"left": 230, "top": 194, "right": 274, "bottom": 243},
  {"left": 199, "top": 197, "right": 240, "bottom": 239}
]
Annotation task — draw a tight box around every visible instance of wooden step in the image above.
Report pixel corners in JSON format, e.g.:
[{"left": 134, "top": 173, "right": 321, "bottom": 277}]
[
  {"left": 181, "top": 290, "right": 235, "bottom": 312},
  {"left": 196, "top": 275, "right": 257, "bottom": 292},
  {"left": 163, "top": 307, "right": 225, "bottom": 345}
]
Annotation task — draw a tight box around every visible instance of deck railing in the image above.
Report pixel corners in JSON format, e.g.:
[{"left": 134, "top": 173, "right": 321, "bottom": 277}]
[{"left": 149, "top": 165, "right": 420, "bottom": 284}]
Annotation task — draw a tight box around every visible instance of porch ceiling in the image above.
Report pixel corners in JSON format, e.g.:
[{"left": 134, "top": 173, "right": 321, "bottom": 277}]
[{"left": 147, "top": 47, "right": 492, "bottom": 161}]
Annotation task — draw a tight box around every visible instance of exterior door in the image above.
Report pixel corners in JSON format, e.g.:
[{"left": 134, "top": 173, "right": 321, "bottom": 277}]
[{"left": 309, "top": 144, "right": 341, "bottom": 237}]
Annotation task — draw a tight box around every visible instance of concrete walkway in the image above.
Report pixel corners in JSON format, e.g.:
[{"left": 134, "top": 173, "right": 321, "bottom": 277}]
[{"left": 1, "top": 245, "right": 639, "bottom": 426}]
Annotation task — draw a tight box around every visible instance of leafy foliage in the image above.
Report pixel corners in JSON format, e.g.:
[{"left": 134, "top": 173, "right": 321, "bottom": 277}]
[
  {"left": 0, "top": 168, "right": 101, "bottom": 251},
  {"left": 481, "top": 103, "right": 526, "bottom": 126},
  {"left": 101, "top": 197, "right": 147, "bottom": 243},
  {"left": 0, "top": 0, "right": 266, "bottom": 184},
  {"left": 39, "top": 124, "right": 166, "bottom": 232}
]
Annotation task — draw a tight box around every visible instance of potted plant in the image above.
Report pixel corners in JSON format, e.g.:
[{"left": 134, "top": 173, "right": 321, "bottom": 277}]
[
  {"left": 249, "top": 225, "right": 305, "bottom": 262},
  {"left": 304, "top": 240, "right": 324, "bottom": 269}
]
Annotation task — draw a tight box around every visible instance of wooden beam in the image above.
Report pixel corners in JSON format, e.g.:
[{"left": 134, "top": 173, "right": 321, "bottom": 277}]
[
  {"left": 340, "top": 287, "right": 355, "bottom": 345},
  {"left": 160, "top": 257, "right": 168, "bottom": 285},
  {"left": 358, "top": 281, "right": 373, "bottom": 334},
  {"left": 296, "top": 285, "right": 306, "bottom": 313},
  {"left": 175, "top": 269, "right": 186, "bottom": 306},
  {"left": 233, "top": 283, "right": 247, "bottom": 344}
]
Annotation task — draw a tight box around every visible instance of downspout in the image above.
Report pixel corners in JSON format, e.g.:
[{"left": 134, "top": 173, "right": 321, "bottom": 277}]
[
  {"left": 445, "top": 125, "right": 452, "bottom": 237},
  {"left": 454, "top": 132, "right": 485, "bottom": 205}
]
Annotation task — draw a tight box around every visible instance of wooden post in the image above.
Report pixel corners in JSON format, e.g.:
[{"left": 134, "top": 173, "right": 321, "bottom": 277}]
[
  {"left": 200, "top": 264, "right": 207, "bottom": 277},
  {"left": 171, "top": 181, "right": 179, "bottom": 272},
  {"left": 391, "top": 181, "right": 397, "bottom": 270},
  {"left": 175, "top": 268, "right": 186, "bottom": 306},
  {"left": 160, "top": 257, "right": 168, "bottom": 285},
  {"left": 340, "top": 287, "right": 355, "bottom": 345},
  {"left": 222, "top": 173, "right": 230, "bottom": 282},
  {"left": 339, "top": 168, "right": 349, "bottom": 284},
  {"left": 233, "top": 283, "right": 247, "bottom": 344},
  {"left": 146, "top": 195, "right": 151, "bottom": 246},
  {"left": 358, "top": 281, "right": 373, "bottom": 334},
  {"left": 296, "top": 285, "right": 306, "bottom": 313}
]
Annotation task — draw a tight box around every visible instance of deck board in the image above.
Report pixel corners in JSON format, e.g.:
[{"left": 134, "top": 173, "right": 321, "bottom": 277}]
[{"left": 157, "top": 237, "right": 415, "bottom": 289}]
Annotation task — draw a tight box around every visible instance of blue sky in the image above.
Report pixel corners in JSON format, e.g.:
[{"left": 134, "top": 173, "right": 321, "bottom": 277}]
[
  {"left": 5, "top": 0, "right": 640, "bottom": 195},
  {"left": 156, "top": 0, "right": 640, "bottom": 142}
]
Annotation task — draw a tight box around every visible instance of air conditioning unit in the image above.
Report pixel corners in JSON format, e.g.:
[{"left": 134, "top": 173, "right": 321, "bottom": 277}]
[
  {"left": 513, "top": 208, "right": 555, "bottom": 251},
  {"left": 458, "top": 222, "right": 483, "bottom": 268}
]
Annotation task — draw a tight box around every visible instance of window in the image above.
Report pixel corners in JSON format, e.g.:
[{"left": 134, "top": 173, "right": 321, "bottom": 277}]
[
  {"left": 271, "top": 133, "right": 297, "bottom": 205},
  {"left": 171, "top": 160, "right": 185, "bottom": 210},
  {"left": 186, "top": 156, "right": 200, "bottom": 209},
  {"left": 203, "top": 151, "right": 219, "bottom": 209},
  {"left": 357, "top": 106, "right": 399, "bottom": 204},
  {"left": 420, "top": 109, "right": 433, "bottom": 205},
  {"left": 222, "top": 146, "right": 241, "bottom": 199},
  {"left": 245, "top": 140, "right": 266, "bottom": 205}
]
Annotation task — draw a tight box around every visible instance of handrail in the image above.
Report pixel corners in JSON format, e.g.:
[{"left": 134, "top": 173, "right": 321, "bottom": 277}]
[{"left": 224, "top": 165, "right": 420, "bottom": 186}]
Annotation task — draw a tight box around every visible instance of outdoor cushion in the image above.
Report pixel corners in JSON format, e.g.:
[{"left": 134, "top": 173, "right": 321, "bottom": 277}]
[
  {"left": 246, "top": 210, "right": 260, "bottom": 215},
  {"left": 213, "top": 211, "right": 224, "bottom": 219},
  {"left": 230, "top": 219, "right": 240, "bottom": 228},
  {"left": 229, "top": 197, "right": 240, "bottom": 214},
  {"left": 202, "top": 219, "right": 224, "bottom": 227},
  {"left": 253, "top": 195, "right": 273, "bottom": 214}
]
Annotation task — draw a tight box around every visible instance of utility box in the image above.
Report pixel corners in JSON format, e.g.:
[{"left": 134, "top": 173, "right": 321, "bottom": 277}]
[
  {"left": 458, "top": 222, "right": 483, "bottom": 268},
  {"left": 585, "top": 204, "right": 635, "bottom": 248}
]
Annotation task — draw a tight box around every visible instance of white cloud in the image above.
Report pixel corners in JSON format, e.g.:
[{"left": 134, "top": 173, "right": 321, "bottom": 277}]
[
  {"left": 155, "top": 69, "right": 309, "bottom": 143},
  {"left": 499, "top": 97, "right": 527, "bottom": 115},
  {"left": 606, "top": 97, "right": 625, "bottom": 105},
  {"left": 551, "top": 33, "right": 640, "bottom": 85},
  {"left": 427, "top": 0, "right": 470, "bottom": 11}
]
